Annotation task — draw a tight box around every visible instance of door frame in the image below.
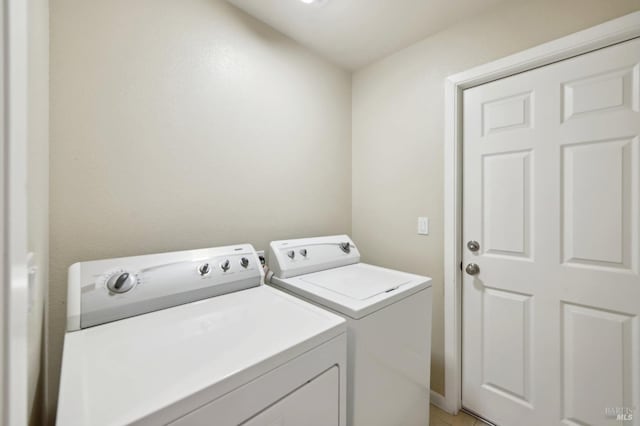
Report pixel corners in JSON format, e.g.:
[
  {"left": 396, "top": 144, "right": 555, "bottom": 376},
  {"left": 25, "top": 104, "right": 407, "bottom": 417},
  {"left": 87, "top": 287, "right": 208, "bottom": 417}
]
[
  {"left": 1, "top": 0, "right": 29, "bottom": 424},
  {"left": 442, "top": 10, "right": 640, "bottom": 415}
]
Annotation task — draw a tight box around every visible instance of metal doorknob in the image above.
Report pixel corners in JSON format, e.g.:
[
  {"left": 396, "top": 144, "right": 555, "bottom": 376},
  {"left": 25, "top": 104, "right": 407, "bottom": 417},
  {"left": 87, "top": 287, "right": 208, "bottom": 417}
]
[
  {"left": 465, "top": 263, "right": 480, "bottom": 275},
  {"left": 467, "top": 240, "right": 480, "bottom": 252}
]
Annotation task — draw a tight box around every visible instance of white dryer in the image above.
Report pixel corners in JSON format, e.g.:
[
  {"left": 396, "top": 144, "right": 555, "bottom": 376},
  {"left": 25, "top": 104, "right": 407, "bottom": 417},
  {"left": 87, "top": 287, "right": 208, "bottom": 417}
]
[
  {"left": 268, "top": 235, "right": 432, "bottom": 426},
  {"left": 57, "top": 244, "right": 347, "bottom": 426}
]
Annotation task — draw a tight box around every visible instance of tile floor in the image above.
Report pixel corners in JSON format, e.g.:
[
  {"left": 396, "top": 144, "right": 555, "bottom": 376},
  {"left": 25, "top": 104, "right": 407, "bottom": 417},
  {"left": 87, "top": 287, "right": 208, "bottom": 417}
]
[{"left": 430, "top": 404, "right": 490, "bottom": 426}]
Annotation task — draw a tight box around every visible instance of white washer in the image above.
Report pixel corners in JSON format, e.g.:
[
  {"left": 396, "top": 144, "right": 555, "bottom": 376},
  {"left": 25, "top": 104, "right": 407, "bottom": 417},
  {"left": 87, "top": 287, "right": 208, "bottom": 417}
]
[
  {"left": 57, "top": 244, "right": 347, "bottom": 426},
  {"left": 268, "top": 235, "right": 432, "bottom": 426}
]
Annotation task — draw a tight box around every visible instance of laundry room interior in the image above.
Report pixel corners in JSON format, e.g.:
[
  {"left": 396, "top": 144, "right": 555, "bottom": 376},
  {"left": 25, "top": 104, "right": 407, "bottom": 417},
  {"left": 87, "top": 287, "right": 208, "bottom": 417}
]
[{"left": 6, "top": 0, "right": 640, "bottom": 425}]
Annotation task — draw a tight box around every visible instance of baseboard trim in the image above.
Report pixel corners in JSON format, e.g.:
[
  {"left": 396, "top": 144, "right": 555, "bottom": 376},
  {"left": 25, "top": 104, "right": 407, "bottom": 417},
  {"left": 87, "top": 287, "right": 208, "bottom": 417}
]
[{"left": 430, "top": 390, "right": 450, "bottom": 413}]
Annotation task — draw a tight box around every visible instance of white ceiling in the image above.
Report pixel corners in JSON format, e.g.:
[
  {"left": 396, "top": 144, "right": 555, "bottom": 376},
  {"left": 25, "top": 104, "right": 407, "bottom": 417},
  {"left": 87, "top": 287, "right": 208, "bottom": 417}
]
[{"left": 226, "top": 0, "right": 510, "bottom": 70}]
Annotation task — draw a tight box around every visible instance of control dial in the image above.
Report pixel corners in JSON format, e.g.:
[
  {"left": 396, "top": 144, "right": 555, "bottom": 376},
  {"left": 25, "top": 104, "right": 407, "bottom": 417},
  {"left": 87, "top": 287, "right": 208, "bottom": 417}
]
[
  {"left": 240, "top": 257, "right": 249, "bottom": 268},
  {"left": 106, "top": 272, "right": 136, "bottom": 294},
  {"left": 339, "top": 242, "right": 351, "bottom": 254},
  {"left": 300, "top": 248, "right": 308, "bottom": 257},
  {"left": 287, "top": 250, "right": 295, "bottom": 259},
  {"left": 198, "top": 263, "right": 211, "bottom": 276},
  {"left": 221, "top": 259, "right": 231, "bottom": 272}
]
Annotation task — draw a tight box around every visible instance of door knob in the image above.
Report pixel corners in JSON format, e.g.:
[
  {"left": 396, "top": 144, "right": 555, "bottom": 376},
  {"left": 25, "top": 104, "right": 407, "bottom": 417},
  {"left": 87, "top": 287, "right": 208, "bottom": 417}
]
[
  {"left": 467, "top": 240, "right": 480, "bottom": 252},
  {"left": 465, "top": 263, "right": 480, "bottom": 275}
]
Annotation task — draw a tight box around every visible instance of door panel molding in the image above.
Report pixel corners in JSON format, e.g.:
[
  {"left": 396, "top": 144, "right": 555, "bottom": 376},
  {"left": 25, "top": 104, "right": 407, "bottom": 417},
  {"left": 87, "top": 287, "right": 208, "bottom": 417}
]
[
  {"left": 481, "top": 288, "right": 533, "bottom": 405},
  {"left": 561, "top": 136, "right": 637, "bottom": 271},
  {"left": 561, "top": 302, "right": 636, "bottom": 426},
  {"left": 442, "top": 11, "right": 640, "bottom": 415},
  {"left": 481, "top": 149, "right": 533, "bottom": 259}
]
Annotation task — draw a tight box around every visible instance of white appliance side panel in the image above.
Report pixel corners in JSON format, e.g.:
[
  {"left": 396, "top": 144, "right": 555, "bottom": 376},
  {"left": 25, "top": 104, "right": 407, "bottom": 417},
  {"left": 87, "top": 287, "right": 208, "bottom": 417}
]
[
  {"left": 242, "top": 366, "right": 339, "bottom": 426},
  {"left": 165, "top": 334, "right": 347, "bottom": 426},
  {"left": 349, "top": 287, "right": 432, "bottom": 426}
]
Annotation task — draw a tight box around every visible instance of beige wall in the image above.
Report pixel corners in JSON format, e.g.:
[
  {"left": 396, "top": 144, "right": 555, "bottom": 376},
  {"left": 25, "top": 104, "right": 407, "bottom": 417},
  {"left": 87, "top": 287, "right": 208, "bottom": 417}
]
[
  {"left": 27, "top": 0, "right": 49, "bottom": 424},
  {"left": 352, "top": 0, "right": 640, "bottom": 396},
  {"left": 48, "top": 0, "right": 351, "bottom": 421}
]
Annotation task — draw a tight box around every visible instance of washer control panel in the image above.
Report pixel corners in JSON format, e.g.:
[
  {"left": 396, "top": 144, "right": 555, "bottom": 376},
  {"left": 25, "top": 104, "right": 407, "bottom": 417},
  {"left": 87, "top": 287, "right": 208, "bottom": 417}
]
[
  {"left": 67, "top": 244, "right": 263, "bottom": 331},
  {"left": 268, "top": 235, "right": 360, "bottom": 279}
]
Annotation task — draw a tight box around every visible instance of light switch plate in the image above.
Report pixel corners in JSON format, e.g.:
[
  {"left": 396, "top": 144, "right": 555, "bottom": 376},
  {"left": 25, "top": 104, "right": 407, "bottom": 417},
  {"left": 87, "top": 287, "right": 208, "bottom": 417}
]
[{"left": 418, "top": 217, "right": 429, "bottom": 235}]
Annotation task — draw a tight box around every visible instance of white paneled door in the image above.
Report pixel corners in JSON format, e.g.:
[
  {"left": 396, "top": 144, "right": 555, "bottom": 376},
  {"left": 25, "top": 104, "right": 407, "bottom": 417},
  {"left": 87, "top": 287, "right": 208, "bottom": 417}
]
[{"left": 462, "top": 37, "right": 640, "bottom": 426}]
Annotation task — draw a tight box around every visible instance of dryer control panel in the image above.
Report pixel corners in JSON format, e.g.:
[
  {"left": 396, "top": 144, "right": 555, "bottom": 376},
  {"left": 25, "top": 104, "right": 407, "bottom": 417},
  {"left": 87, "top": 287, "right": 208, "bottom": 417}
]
[
  {"left": 67, "top": 244, "right": 263, "bottom": 331},
  {"left": 268, "top": 235, "right": 360, "bottom": 279}
]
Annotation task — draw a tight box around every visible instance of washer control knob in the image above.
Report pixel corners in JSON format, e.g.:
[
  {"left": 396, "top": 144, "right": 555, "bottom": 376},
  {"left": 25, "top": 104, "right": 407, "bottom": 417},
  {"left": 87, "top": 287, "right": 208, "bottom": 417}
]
[
  {"left": 287, "top": 250, "right": 295, "bottom": 259},
  {"left": 221, "top": 259, "right": 231, "bottom": 272},
  {"left": 107, "top": 272, "right": 136, "bottom": 294},
  {"left": 300, "top": 248, "right": 308, "bottom": 257},
  {"left": 240, "top": 257, "right": 249, "bottom": 268},
  {"left": 198, "top": 263, "right": 211, "bottom": 276},
  {"left": 339, "top": 242, "right": 351, "bottom": 254}
]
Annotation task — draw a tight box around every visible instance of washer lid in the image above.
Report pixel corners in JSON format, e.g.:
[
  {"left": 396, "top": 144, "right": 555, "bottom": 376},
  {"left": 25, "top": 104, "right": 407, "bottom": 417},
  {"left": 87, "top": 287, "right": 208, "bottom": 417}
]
[
  {"left": 272, "top": 263, "right": 432, "bottom": 319},
  {"left": 56, "top": 286, "right": 345, "bottom": 426},
  {"left": 300, "top": 264, "right": 412, "bottom": 300}
]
